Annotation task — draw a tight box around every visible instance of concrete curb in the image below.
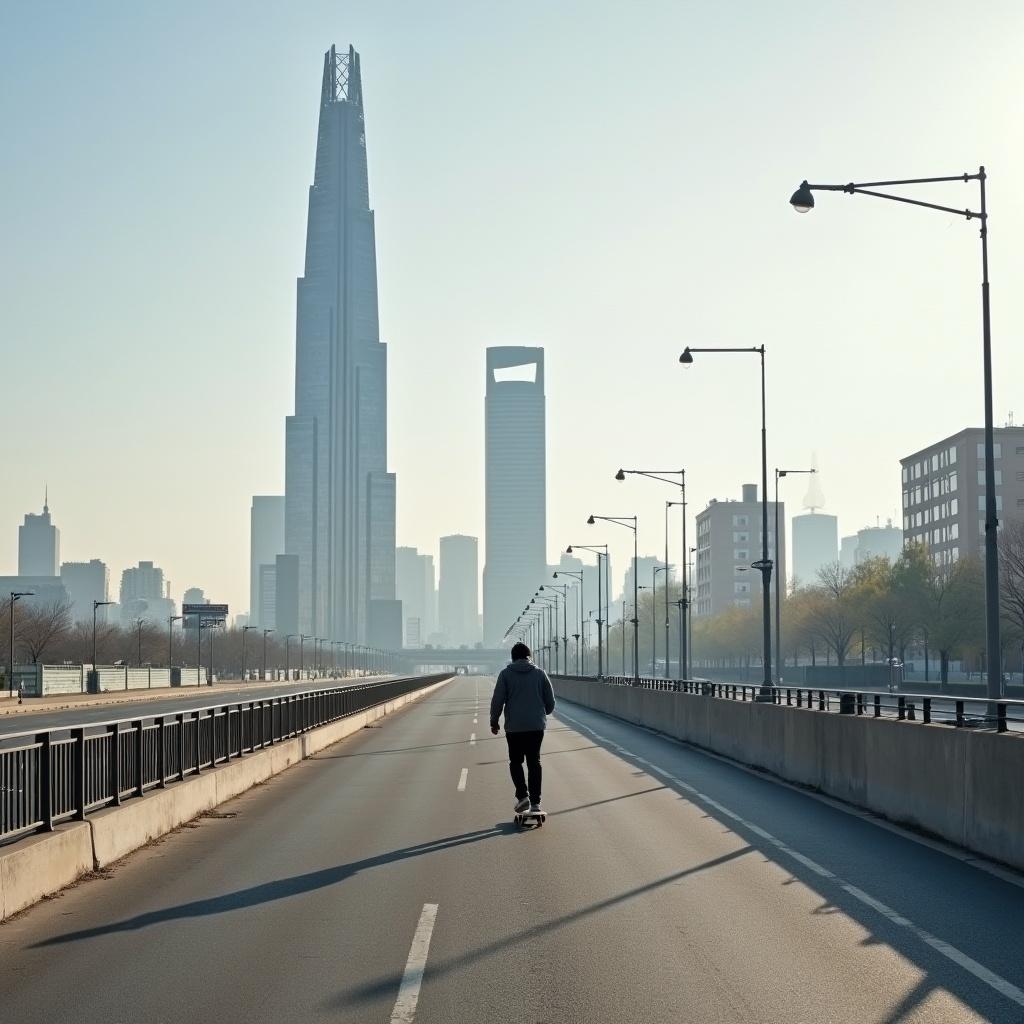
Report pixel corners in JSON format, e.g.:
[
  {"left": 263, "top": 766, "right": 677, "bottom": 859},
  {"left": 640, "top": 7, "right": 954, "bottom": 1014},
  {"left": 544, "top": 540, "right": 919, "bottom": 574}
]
[{"left": 0, "top": 675, "right": 452, "bottom": 921}]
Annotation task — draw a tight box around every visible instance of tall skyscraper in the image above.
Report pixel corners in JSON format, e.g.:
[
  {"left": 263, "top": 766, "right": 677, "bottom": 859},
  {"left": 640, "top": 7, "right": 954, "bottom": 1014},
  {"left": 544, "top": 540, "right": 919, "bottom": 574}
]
[
  {"left": 439, "top": 535, "right": 479, "bottom": 646},
  {"left": 285, "top": 44, "right": 395, "bottom": 642},
  {"left": 483, "top": 347, "right": 547, "bottom": 643},
  {"left": 120, "top": 561, "right": 174, "bottom": 625},
  {"left": 60, "top": 560, "right": 109, "bottom": 624},
  {"left": 18, "top": 494, "right": 60, "bottom": 576},
  {"left": 791, "top": 466, "right": 838, "bottom": 588},
  {"left": 250, "top": 496, "right": 285, "bottom": 627}
]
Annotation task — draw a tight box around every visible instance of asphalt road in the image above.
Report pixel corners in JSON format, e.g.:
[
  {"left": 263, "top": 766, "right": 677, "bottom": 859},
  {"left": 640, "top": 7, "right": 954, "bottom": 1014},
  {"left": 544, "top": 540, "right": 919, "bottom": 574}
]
[
  {"left": 1, "top": 674, "right": 1023, "bottom": 1022},
  {"left": 0, "top": 678, "right": 386, "bottom": 739}
]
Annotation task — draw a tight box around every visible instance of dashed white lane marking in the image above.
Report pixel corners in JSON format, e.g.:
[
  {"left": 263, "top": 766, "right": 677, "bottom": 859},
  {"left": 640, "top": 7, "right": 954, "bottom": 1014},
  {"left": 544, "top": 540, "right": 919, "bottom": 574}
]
[
  {"left": 557, "top": 709, "right": 1024, "bottom": 1011},
  {"left": 470, "top": 733, "right": 476, "bottom": 745},
  {"left": 457, "top": 768, "right": 468, "bottom": 791},
  {"left": 473, "top": 717, "right": 478, "bottom": 724},
  {"left": 389, "top": 903, "right": 439, "bottom": 1023}
]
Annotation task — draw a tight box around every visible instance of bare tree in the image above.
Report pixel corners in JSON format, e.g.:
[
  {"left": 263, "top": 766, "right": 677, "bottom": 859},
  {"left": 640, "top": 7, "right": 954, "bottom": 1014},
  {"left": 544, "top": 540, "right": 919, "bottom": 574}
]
[
  {"left": 18, "top": 600, "right": 73, "bottom": 664},
  {"left": 999, "top": 518, "right": 1024, "bottom": 639},
  {"left": 806, "top": 564, "right": 860, "bottom": 666}
]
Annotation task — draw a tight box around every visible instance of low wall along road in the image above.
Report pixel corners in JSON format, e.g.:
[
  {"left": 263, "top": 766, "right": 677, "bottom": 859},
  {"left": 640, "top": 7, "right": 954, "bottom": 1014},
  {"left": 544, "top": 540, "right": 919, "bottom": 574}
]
[
  {"left": 0, "top": 674, "right": 452, "bottom": 921},
  {"left": 555, "top": 675, "right": 1024, "bottom": 873}
]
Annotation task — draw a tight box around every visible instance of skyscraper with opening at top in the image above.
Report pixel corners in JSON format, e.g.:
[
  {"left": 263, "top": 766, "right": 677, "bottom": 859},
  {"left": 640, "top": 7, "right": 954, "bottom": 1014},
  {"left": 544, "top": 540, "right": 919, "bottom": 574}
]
[
  {"left": 284, "top": 44, "right": 395, "bottom": 642},
  {"left": 483, "top": 347, "right": 547, "bottom": 644}
]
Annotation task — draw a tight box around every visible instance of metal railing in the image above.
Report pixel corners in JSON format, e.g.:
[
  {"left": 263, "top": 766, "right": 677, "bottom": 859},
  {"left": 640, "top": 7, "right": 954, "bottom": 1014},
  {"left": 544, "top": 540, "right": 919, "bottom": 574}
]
[
  {"left": 0, "top": 674, "right": 448, "bottom": 845},
  {"left": 578, "top": 675, "right": 1024, "bottom": 733}
]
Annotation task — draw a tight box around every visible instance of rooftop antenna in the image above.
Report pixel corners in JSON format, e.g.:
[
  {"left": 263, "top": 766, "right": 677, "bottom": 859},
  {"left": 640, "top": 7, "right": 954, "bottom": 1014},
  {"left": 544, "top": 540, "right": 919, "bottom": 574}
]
[{"left": 44, "top": 484, "right": 49, "bottom": 513}]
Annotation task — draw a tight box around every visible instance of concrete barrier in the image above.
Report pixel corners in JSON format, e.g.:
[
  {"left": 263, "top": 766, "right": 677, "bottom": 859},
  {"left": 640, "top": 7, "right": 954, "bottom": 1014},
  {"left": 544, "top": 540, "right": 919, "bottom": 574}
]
[
  {"left": 0, "top": 823, "right": 93, "bottom": 920},
  {"left": 555, "top": 676, "right": 1024, "bottom": 872},
  {"left": 0, "top": 675, "right": 453, "bottom": 920}
]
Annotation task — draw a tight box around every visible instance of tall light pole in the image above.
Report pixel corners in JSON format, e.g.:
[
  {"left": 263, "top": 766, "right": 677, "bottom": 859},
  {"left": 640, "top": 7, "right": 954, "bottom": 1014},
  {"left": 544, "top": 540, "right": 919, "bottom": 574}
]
[
  {"left": 262, "top": 628, "right": 274, "bottom": 680},
  {"left": 567, "top": 544, "right": 609, "bottom": 678},
  {"left": 135, "top": 617, "right": 145, "bottom": 667},
  {"left": 680, "top": 346, "right": 772, "bottom": 697},
  {"left": 543, "top": 583, "right": 570, "bottom": 675},
  {"left": 588, "top": 514, "right": 639, "bottom": 683},
  {"left": 615, "top": 469, "right": 689, "bottom": 679},
  {"left": 168, "top": 614, "right": 182, "bottom": 673},
  {"left": 241, "top": 625, "right": 257, "bottom": 682},
  {"left": 774, "top": 467, "right": 815, "bottom": 684},
  {"left": 790, "top": 168, "right": 1000, "bottom": 701},
  {"left": 653, "top": 566, "right": 669, "bottom": 676},
  {"left": 8, "top": 592, "right": 34, "bottom": 694},
  {"left": 532, "top": 594, "right": 558, "bottom": 673},
  {"left": 299, "top": 634, "right": 310, "bottom": 676},
  {"left": 554, "top": 569, "right": 584, "bottom": 675},
  {"left": 91, "top": 598, "right": 112, "bottom": 680},
  {"left": 285, "top": 634, "right": 296, "bottom": 678}
]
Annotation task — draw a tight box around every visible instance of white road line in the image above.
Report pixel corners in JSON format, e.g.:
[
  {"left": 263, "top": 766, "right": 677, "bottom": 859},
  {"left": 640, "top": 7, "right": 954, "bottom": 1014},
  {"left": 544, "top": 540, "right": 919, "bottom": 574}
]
[
  {"left": 457, "top": 768, "right": 468, "bottom": 791},
  {"left": 389, "top": 903, "right": 439, "bottom": 1023},
  {"left": 473, "top": 717, "right": 478, "bottom": 724},
  {"left": 557, "top": 709, "right": 1024, "bottom": 1012},
  {"left": 470, "top": 733, "right": 476, "bottom": 745}
]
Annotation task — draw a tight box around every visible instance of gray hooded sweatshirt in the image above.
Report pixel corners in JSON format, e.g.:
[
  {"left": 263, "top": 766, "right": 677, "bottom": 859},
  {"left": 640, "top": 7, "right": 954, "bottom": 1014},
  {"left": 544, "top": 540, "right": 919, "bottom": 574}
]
[{"left": 490, "top": 659, "right": 556, "bottom": 733}]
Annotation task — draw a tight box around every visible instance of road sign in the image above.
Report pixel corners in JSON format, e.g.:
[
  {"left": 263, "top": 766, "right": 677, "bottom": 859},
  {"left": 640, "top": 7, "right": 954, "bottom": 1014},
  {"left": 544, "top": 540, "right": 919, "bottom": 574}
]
[{"left": 182, "top": 603, "right": 228, "bottom": 623}]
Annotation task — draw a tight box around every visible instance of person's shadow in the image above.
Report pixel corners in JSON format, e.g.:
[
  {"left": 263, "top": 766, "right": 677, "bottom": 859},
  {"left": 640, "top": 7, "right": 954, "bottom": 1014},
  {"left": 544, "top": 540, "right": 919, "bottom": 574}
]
[{"left": 31, "top": 825, "right": 513, "bottom": 948}]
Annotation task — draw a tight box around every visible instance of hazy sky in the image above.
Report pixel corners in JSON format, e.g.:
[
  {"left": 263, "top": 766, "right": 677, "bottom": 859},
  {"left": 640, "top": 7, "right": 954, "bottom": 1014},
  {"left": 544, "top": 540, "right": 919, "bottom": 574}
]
[{"left": 2, "top": 1, "right": 1022, "bottom": 615}]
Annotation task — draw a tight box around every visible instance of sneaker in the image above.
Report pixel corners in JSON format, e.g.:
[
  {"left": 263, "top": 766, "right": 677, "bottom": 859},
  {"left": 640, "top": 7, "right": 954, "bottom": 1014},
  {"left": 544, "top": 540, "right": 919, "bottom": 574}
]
[
  {"left": 529, "top": 802, "right": 542, "bottom": 813},
  {"left": 514, "top": 796, "right": 530, "bottom": 813}
]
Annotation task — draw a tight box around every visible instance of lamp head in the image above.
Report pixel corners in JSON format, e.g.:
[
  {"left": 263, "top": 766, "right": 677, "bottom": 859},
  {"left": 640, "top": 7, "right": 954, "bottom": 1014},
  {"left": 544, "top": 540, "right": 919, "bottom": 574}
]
[
  {"left": 790, "top": 181, "right": 814, "bottom": 213},
  {"left": 615, "top": 469, "right": 626, "bottom": 481},
  {"left": 679, "top": 347, "right": 694, "bottom": 366},
  {"left": 565, "top": 545, "right": 573, "bottom": 554},
  {"left": 552, "top": 572, "right": 558, "bottom": 578},
  {"left": 587, "top": 515, "right": 596, "bottom": 525}
]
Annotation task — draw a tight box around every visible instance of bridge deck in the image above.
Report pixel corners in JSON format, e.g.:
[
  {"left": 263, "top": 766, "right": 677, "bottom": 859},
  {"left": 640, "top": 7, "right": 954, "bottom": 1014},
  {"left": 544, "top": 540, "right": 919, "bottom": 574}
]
[{"left": 1, "top": 675, "right": 1022, "bottom": 1022}]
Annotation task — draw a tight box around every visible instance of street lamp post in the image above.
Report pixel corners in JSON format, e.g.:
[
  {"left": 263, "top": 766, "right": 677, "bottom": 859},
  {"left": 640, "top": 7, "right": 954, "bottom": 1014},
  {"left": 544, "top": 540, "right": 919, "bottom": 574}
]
[
  {"left": 680, "top": 346, "right": 772, "bottom": 697},
  {"left": 774, "top": 468, "right": 814, "bottom": 684},
  {"left": 241, "top": 625, "right": 256, "bottom": 683},
  {"left": 588, "top": 514, "right": 640, "bottom": 683},
  {"left": 285, "top": 634, "right": 296, "bottom": 678},
  {"left": 554, "top": 569, "right": 584, "bottom": 676},
  {"left": 567, "top": 545, "right": 609, "bottom": 678},
  {"left": 262, "top": 628, "right": 274, "bottom": 680},
  {"left": 543, "top": 583, "right": 570, "bottom": 675},
  {"left": 168, "top": 614, "right": 182, "bottom": 674},
  {"left": 299, "top": 635, "right": 310, "bottom": 676},
  {"left": 790, "top": 168, "right": 1000, "bottom": 701},
  {"left": 653, "top": 566, "right": 669, "bottom": 677},
  {"left": 532, "top": 594, "right": 558, "bottom": 673},
  {"left": 615, "top": 469, "right": 689, "bottom": 679},
  {"left": 90, "top": 599, "right": 111, "bottom": 688}
]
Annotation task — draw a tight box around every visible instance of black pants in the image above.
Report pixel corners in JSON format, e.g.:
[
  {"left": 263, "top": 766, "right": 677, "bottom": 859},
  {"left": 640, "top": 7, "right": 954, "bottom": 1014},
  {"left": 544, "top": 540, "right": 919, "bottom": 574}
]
[{"left": 506, "top": 730, "right": 544, "bottom": 804}]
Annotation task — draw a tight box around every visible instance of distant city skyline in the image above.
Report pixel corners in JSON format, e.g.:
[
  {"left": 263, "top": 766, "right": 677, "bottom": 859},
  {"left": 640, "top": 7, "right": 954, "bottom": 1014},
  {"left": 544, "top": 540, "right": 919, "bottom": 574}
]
[{"left": 2, "top": 5, "right": 1022, "bottom": 616}]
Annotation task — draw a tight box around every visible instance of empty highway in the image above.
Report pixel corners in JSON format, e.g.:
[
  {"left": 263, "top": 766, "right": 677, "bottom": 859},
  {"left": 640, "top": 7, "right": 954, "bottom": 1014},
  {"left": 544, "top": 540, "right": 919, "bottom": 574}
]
[{"left": 1, "top": 674, "right": 1022, "bottom": 1023}]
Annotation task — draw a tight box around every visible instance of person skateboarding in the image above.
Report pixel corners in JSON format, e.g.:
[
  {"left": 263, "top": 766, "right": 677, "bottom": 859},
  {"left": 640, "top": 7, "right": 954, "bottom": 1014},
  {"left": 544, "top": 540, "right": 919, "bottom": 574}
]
[{"left": 490, "top": 641, "right": 556, "bottom": 815}]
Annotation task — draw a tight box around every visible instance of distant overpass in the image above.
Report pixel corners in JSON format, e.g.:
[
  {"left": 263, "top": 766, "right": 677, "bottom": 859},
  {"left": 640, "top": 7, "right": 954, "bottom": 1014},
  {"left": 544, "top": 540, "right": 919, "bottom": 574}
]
[{"left": 396, "top": 648, "right": 509, "bottom": 673}]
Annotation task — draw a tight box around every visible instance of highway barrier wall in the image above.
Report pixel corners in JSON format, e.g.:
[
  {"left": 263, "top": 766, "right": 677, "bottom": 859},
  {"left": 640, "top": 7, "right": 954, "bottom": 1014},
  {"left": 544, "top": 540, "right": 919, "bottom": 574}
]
[
  {"left": 555, "top": 676, "right": 1024, "bottom": 873},
  {"left": 0, "top": 674, "right": 452, "bottom": 922}
]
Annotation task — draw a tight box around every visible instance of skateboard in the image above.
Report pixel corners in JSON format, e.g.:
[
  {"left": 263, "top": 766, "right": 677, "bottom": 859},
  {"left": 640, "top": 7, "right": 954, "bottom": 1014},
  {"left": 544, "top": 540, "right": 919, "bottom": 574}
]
[{"left": 514, "top": 809, "right": 547, "bottom": 828}]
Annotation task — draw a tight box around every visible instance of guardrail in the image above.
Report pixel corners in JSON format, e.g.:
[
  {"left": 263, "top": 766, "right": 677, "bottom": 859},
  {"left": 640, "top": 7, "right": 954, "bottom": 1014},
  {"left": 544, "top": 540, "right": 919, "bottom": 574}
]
[
  {"left": 593, "top": 675, "right": 1024, "bottom": 732},
  {"left": 0, "top": 674, "right": 448, "bottom": 845}
]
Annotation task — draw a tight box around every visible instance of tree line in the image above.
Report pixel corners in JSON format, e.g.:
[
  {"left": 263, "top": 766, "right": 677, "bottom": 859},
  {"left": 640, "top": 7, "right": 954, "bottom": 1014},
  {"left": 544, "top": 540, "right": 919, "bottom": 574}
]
[{"left": 599, "top": 521, "right": 1024, "bottom": 683}]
